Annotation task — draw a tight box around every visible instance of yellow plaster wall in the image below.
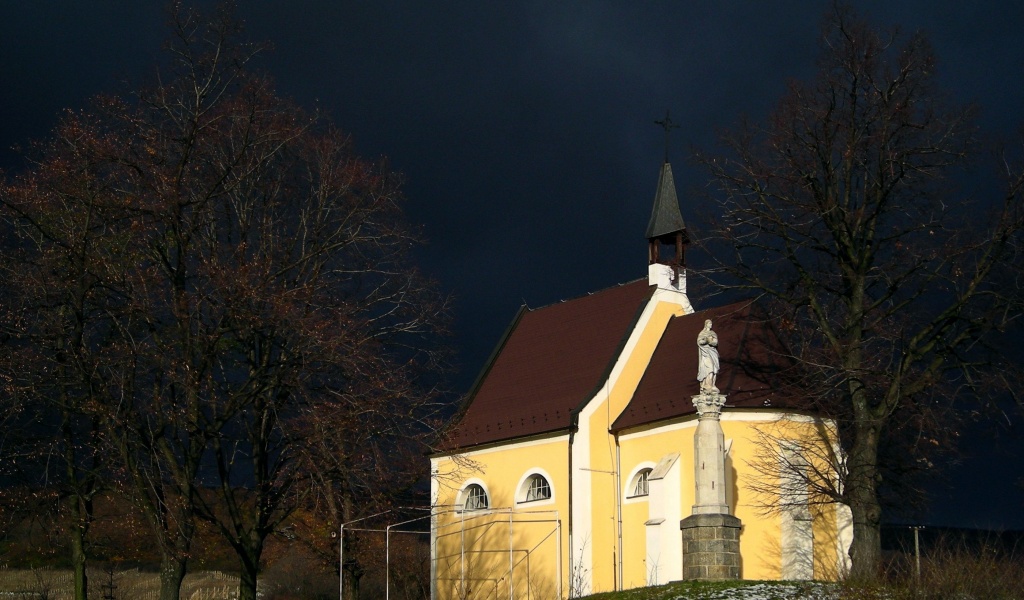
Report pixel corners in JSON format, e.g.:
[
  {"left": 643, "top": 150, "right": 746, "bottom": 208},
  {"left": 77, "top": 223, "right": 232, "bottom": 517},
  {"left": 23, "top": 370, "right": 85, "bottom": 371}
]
[
  {"left": 433, "top": 437, "right": 570, "bottom": 600},
  {"left": 805, "top": 419, "right": 845, "bottom": 580},
  {"left": 812, "top": 504, "right": 844, "bottom": 580}
]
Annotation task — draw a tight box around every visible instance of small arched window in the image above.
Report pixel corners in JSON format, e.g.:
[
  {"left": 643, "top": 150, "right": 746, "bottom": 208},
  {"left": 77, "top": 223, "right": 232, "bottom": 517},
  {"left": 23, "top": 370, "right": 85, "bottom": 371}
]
[
  {"left": 523, "top": 474, "right": 551, "bottom": 502},
  {"left": 629, "top": 468, "right": 652, "bottom": 498},
  {"left": 461, "top": 483, "right": 488, "bottom": 511},
  {"left": 515, "top": 470, "right": 555, "bottom": 505}
]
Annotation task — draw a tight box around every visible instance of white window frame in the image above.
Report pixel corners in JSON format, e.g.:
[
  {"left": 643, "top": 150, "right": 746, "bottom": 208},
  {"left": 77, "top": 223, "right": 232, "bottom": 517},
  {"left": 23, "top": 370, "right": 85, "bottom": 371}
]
[
  {"left": 624, "top": 462, "right": 657, "bottom": 503},
  {"left": 632, "top": 469, "right": 651, "bottom": 497},
  {"left": 457, "top": 479, "right": 490, "bottom": 512},
  {"left": 515, "top": 468, "right": 555, "bottom": 506}
]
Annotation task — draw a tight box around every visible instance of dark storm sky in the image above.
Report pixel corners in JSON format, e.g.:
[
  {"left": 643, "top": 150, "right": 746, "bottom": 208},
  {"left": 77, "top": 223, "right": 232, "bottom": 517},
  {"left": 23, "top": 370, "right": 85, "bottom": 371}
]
[{"left": 2, "top": 2, "right": 1022, "bottom": 529}]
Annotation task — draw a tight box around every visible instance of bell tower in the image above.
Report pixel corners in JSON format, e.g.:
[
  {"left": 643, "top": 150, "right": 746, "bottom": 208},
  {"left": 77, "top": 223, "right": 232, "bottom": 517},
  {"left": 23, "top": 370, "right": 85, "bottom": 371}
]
[{"left": 646, "top": 111, "right": 689, "bottom": 291}]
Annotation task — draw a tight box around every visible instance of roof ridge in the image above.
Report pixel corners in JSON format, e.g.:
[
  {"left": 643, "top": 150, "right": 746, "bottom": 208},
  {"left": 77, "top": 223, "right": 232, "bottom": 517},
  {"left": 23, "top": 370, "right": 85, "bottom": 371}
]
[{"left": 524, "top": 278, "right": 649, "bottom": 312}]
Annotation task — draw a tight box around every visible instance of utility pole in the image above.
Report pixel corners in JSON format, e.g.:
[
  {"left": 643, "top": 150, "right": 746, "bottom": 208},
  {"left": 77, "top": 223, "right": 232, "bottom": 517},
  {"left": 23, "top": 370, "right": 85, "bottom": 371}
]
[{"left": 910, "top": 526, "right": 925, "bottom": 584}]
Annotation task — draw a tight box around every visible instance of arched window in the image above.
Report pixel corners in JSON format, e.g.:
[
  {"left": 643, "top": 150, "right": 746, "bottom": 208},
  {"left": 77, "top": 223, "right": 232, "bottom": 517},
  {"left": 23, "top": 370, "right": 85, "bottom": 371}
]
[
  {"left": 515, "top": 469, "right": 555, "bottom": 505},
  {"left": 460, "top": 483, "right": 488, "bottom": 511},
  {"left": 628, "top": 468, "right": 652, "bottom": 498},
  {"left": 523, "top": 474, "right": 551, "bottom": 502}
]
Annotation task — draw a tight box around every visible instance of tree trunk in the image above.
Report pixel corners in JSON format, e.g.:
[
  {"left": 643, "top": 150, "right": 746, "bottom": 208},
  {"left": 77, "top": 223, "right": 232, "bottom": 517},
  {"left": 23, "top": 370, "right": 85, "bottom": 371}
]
[
  {"left": 238, "top": 546, "right": 261, "bottom": 600},
  {"left": 846, "top": 420, "right": 883, "bottom": 580},
  {"left": 343, "top": 540, "right": 364, "bottom": 600},
  {"left": 849, "top": 498, "right": 882, "bottom": 580},
  {"left": 69, "top": 500, "right": 89, "bottom": 600},
  {"left": 64, "top": 412, "right": 93, "bottom": 600},
  {"left": 158, "top": 555, "right": 187, "bottom": 600},
  {"left": 341, "top": 485, "right": 362, "bottom": 600}
]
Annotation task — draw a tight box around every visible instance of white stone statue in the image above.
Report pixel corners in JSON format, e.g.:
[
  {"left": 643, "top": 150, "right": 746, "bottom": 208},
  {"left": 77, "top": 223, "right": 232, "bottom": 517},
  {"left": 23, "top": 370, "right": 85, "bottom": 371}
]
[{"left": 697, "top": 319, "right": 720, "bottom": 394}]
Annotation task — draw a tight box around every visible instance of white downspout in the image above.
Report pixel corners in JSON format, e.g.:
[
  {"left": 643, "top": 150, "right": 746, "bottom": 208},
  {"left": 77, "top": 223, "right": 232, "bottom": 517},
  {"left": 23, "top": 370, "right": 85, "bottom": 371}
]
[{"left": 615, "top": 434, "right": 623, "bottom": 590}]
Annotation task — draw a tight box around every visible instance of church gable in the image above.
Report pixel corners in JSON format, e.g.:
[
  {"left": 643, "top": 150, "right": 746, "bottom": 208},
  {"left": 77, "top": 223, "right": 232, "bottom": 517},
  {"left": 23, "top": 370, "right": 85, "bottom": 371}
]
[{"left": 447, "top": 279, "right": 655, "bottom": 449}]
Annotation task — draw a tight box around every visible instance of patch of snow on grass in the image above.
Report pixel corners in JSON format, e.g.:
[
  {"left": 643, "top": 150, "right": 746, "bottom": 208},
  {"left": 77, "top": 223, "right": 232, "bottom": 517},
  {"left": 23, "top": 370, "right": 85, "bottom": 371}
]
[{"left": 671, "top": 582, "right": 839, "bottom": 600}]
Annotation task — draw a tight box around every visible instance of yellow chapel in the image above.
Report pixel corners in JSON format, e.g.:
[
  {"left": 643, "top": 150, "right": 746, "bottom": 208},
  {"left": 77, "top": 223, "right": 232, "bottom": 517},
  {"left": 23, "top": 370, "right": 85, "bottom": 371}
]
[{"left": 429, "top": 160, "right": 852, "bottom": 600}]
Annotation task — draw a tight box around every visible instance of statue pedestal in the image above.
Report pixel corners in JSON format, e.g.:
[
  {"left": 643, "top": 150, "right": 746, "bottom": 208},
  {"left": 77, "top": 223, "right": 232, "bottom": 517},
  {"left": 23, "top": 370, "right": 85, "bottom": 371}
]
[{"left": 680, "top": 513, "right": 742, "bottom": 580}]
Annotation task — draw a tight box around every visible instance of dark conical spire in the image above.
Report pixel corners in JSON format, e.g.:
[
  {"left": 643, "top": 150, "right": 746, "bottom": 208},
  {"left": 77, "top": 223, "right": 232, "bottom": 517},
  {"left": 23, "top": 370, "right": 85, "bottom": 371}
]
[
  {"left": 646, "top": 113, "right": 690, "bottom": 290},
  {"left": 645, "top": 161, "right": 687, "bottom": 242},
  {"left": 646, "top": 160, "right": 689, "bottom": 270}
]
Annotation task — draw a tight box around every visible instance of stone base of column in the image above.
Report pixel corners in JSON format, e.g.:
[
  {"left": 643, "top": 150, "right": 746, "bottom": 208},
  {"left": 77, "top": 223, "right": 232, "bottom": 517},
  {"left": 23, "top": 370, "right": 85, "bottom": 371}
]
[{"left": 680, "top": 513, "right": 742, "bottom": 580}]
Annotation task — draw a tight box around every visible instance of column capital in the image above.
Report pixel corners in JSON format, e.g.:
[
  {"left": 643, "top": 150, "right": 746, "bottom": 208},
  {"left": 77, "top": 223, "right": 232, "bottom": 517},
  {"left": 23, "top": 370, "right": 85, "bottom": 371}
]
[{"left": 692, "top": 393, "right": 726, "bottom": 420}]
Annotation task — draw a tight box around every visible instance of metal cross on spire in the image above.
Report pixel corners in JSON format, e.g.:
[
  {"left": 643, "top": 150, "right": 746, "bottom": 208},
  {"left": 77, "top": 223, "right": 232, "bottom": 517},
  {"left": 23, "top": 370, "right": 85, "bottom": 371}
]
[{"left": 654, "top": 110, "right": 680, "bottom": 163}]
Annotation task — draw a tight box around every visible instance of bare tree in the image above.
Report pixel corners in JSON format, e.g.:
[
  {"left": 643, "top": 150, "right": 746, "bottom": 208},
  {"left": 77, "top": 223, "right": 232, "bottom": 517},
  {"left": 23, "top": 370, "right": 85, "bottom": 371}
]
[
  {"left": 1, "top": 4, "right": 448, "bottom": 600},
  {"left": 0, "top": 93, "right": 146, "bottom": 599},
  {"left": 699, "top": 5, "right": 1024, "bottom": 579}
]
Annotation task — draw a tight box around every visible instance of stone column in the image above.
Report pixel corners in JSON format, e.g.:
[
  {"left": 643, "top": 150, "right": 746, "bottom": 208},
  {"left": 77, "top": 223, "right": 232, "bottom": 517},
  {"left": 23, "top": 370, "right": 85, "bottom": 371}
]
[
  {"left": 680, "top": 392, "right": 742, "bottom": 580},
  {"left": 691, "top": 393, "right": 730, "bottom": 515}
]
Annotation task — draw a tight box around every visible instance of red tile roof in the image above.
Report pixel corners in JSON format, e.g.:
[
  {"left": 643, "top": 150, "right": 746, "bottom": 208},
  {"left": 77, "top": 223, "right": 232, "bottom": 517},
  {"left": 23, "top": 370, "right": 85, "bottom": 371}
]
[
  {"left": 445, "top": 279, "right": 655, "bottom": 449},
  {"left": 441, "top": 281, "right": 799, "bottom": 451},
  {"left": 612, "top": 299, "right": 798, "bottom": 432}
]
